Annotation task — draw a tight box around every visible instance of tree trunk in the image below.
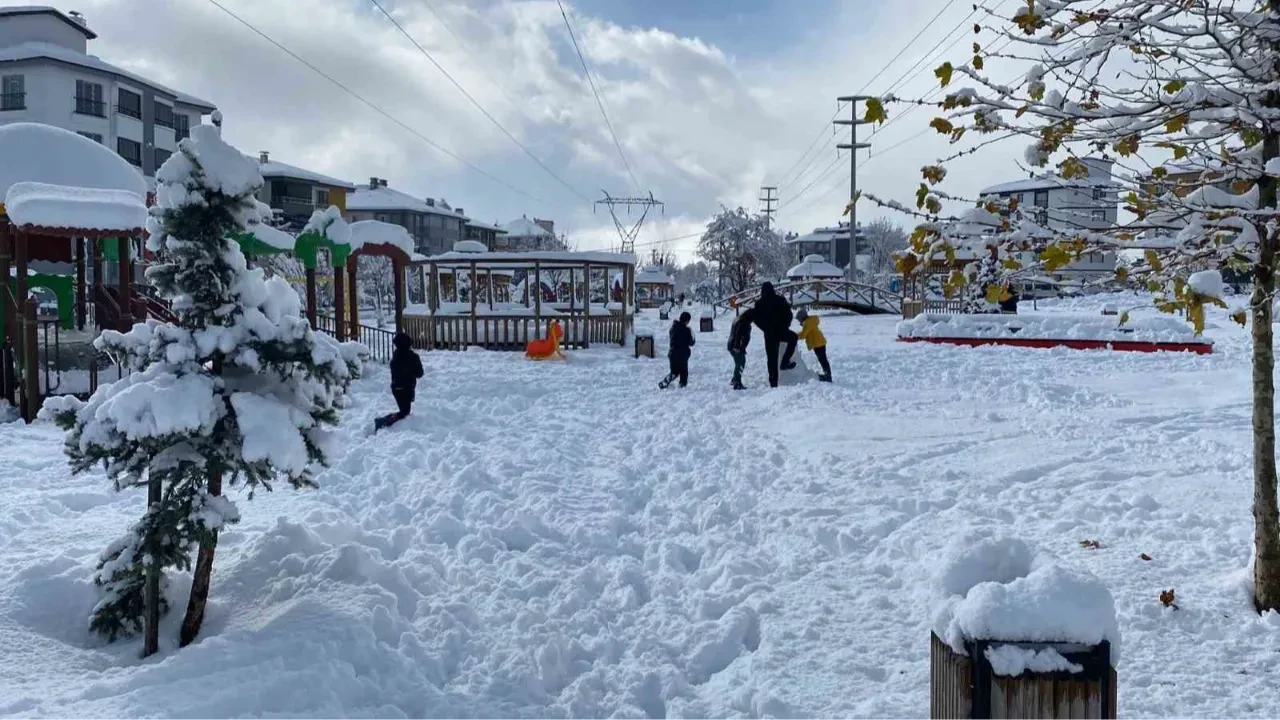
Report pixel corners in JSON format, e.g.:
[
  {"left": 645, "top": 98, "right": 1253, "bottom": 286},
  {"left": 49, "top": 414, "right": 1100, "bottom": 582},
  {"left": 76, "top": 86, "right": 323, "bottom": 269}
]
[
  {"left": 180, "top": 469, "right": 221, "bottom": 646},
  {"left": 1255, "top": 118, "right": 1280, "bottom": 612},
  {"left": 142, "top": 475, "right": 162, "bottom": 657}
]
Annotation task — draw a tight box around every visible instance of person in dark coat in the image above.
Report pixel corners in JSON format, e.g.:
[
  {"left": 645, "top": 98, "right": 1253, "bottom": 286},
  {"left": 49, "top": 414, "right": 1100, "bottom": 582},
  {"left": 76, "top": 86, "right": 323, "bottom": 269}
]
[
  {"left": 750, "top": 282, "right": 799, "bottom": 387},
  {"left": 375, "top": 332, "right": 424, "bottom": 431},
  {"left": 727, "top": 307, "right": 754, "bottom": 390},
  {"left": 659, "top": 311, "right": 695, "bottom": 389}
]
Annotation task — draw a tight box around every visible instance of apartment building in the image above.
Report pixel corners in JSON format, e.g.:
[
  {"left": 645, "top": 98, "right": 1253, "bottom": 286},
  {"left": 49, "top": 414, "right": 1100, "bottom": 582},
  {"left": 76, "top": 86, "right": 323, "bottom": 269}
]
[{"left": 346, "top": 177, "right": 469, "bottom": 256}]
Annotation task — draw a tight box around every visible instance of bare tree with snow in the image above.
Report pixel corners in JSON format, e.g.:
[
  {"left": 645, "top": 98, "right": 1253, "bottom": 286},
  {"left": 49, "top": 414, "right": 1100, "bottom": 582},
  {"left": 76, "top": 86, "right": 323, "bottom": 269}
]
[
  {"left": 863, "top": 0, "right": 1280, "bottom": 611},
  {"left": 862, "top": 217, "right": 910, "bottom": 277},
  {"left": 696, "top": 206, "right": 789, "bottom": 294},
  {"left": 43, "top": 124, "right": 364, "bottom": 653}
]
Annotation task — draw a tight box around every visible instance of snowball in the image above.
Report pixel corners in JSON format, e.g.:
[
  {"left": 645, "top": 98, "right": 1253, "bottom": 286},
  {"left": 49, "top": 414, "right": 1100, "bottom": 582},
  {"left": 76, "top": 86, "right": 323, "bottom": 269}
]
[{"left": 1188, "top": 270, "right": 1224, "bottom": 300}]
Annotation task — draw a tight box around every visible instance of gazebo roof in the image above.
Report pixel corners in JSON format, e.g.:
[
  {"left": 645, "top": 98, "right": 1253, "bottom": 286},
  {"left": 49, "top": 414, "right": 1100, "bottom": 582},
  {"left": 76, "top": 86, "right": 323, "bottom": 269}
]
[
  {"left": 0, "top": 122, "right": 148, "bottom": 201},
  {"left": 4, "top": 182, "right": 147, "bottom": 234},
  {"left": 421, "top": 249, "right": 635, "bottom": 269},
  {"left": 635, "top": 265, "right": 674, "bottom": 285},
  {"left": 349, "top": 219, "right": 415, "bottom": 255},
  {"left": 787, "top": 254, "right": 844, "bottom": 279}
]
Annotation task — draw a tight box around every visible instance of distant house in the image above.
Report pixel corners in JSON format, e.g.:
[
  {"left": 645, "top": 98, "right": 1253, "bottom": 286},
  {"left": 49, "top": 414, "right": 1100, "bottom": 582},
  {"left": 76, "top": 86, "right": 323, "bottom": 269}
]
[
  {"left": 252, "top": 151, "right": 355, "bottom": 231},
  {"left": 346, "top": 177, "right": 469, "bottom": 256},
  {"left": 0, "top": 5, "right": 216, "bottom": 179},
  {"left": 499, "top": 215, "right": 564, "bottom": 251},
  {"left": 979, "top": 157, "right": 1118, "bottom": 279},
  {"left": 787, "top": 223, "right": 863, "bottom": 270},
  {"left": 465, "top": 219, "right": 507, "bottom": 250}
]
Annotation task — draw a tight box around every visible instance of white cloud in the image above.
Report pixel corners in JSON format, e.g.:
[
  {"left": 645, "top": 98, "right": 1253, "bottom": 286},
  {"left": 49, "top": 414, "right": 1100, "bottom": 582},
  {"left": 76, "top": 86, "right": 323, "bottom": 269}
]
[{"left": 25, "top": 0, "right": 1039, "bottom": 261}]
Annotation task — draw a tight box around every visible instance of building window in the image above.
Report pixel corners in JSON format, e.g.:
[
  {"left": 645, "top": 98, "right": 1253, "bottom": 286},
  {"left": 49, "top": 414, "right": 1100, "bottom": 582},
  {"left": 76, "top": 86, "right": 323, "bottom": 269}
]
[
  {"left": 315, "top": 188, "right": 330, "bottom": 207},
  {"left": 117, "top": 137, "right": 142, "bottom": 167},
  {"left": 154, "top": 101, "right": 174, "bottom": 129},
  {"left": 1033, "top": 189, "right": 1049, "bottom": 208},
  {"left": 154, "top": 148, "right": 172, "bottom": 168},
  {"left": 75, "top": 80, "right": 105, "bottom": 116},
  {"left": 1, "top": 74, "right": 24, "bottom": 111},
  {"left": 77, "top": 131, "right": 103, "bottom": 144},
  {"left": 1091, "top": 209, "right": 1106, "bottom": 222},
  {"left": 1092, "top": 187, "right": 1106, "bottom": 201},
  {"left": 174, "top": 113, "right": 190, "bottom": 140},
  {"left": 117, "top": 88, "right": 142, "bottom": 119}
]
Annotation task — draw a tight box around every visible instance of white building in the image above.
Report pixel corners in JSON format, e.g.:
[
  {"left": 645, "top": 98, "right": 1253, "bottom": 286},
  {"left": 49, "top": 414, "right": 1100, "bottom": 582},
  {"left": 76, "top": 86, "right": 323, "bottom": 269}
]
[
  {"left": 979, "top": 157, "right": 1118, "bottom": 279},
  {"left": 499, "top": 215, "right": 564, "bottom": 252},
  {"left": 786, "top": 222, "right": 864, "bottom": 271},
  {"left": 0, "top": 6, "right": 216, "bottom": 182}
]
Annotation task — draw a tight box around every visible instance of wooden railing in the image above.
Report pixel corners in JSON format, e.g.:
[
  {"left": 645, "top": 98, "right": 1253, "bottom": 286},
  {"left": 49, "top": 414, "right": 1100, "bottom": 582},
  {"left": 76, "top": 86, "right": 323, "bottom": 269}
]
[
  {"left": 714, "top": 279, "right": 902, "bottom": 317},
  {"left": 402, "top": 314, "right": 629, "bottom": 352}
]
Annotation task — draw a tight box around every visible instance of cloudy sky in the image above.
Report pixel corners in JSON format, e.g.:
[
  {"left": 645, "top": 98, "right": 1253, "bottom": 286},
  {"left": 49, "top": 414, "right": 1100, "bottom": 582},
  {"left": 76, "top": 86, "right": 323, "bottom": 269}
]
[{"left": 54, "top": 0, "right": 1029, "bottom": 260}]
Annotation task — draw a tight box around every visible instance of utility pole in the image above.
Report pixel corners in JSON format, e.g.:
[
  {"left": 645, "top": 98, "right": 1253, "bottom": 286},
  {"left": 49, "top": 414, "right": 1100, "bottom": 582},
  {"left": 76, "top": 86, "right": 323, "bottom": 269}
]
[
  {"left": 595, "top": 191, "right": 664, "bottom": 254},
  {"left": 835, "top": 95, "right": 872, "bottom": 267},
  {"left": 758, "top": 185, "right": 778, "bottom": 230}
]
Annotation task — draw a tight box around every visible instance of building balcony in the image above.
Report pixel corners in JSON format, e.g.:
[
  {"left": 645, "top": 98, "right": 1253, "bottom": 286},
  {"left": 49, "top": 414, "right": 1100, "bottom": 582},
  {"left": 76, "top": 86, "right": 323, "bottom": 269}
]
[
  {"left": 0, "top": 92, "right": 25, "bottom": 111},
  {"left": 116, "top": 104, "right": 142, "bottom": 120},
  {"left": 74, "top": 97, "right": 106, "bottom": 117}
]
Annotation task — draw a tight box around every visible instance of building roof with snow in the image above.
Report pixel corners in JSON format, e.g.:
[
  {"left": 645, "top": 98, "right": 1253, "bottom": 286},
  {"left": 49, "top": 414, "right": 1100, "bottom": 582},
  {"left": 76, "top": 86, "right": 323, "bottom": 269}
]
[
  {"left": 635, "top": 265, "right": 674, "bottom": 285},
  {"left": 4, "top": 181, "right": 146, "bottom": 232},
  {"left": 0, "top": 6, "right": 96, "bottom": 38},
  {"left": 787, "top": 254, "right": 844, "bottom": 279},
  {"left": 465, "top": 219, "right": 508, "bottom": 234},
  {"left": 347, "top": 183, "right": 470, "bottom": 220},
  {"left": 0, "top": 122, "right": 147, "bottom": 199},
  {"left": 252, "top": 153, "right": 354, "bottom": 190},
  {"left": 501, "top": 216, "right": 555, "bottom": 237},
  {"left": 787, "top": 225, "right": 851, "bottom": 244}
]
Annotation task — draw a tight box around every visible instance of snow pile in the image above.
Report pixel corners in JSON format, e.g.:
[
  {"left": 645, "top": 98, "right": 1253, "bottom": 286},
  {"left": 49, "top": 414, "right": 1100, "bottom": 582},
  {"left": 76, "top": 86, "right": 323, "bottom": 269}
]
[
  {"left": 787, "top": 254, "right": 844, "bottom": 279},
  {"left": 155, "top": 126, "right": 260, "bottom": 207},
  {"left": 898, "top": 312, "right": 1206, "bottom": 344},
  {"left": 932, "top": 535, "right": 1120, "bottom": 664},
  {"left": 4, "top": 182, "right": 147, "bottom": 232},
  {"left": 1188, "top": 269, "right": 1225, "bottom": 300},
  {"left": 348, "top": 220, "right": 415, "bottom": 256},
  {"left": 453, "top": 239, "right": 487, "bottom": 253},
  {"left": 984, "top": 645, "right": 1083, "bottom": 676},
  {"left": 0, "top": 122, "right": 147, "bottom": 198},
  {"left": 302, "top": 205, "right": 351, "bottom": 247}
]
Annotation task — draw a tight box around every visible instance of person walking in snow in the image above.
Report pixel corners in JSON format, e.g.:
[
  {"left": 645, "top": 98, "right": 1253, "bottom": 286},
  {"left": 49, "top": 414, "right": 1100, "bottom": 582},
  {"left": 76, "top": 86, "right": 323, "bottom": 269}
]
[
  {"left": 727, "top": 307, "right": 754, "bottom": 390},
  {"left": 659, "top": 311, "right": 695, "bottom": 389},
  {"left": 751, "top": 282, "right": 798, "bottom": 388},
  {"left": 375, "top": 332, "right": 423, "bottom": 431},
  {"left": 795, "top": 309, "right": 832, "bottom": 382}
]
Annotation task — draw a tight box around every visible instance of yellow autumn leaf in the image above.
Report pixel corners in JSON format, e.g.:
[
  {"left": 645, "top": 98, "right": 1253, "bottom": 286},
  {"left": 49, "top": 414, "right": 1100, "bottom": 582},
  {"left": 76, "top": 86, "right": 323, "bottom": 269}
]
[
  {"left": 1115, "top": 266, "right": 1128, "bottom": 282},
  {"left": 1058, "top": 157, "right": 1089, "bottom": 180},
  {"left": 985, "top": 284, "right": 1011, "bottom": 304},
  {"left": 1144, "top": 249, "right": 1163, "bottom": 273},
  {"left": 916, "top": 183, "right": 930, "bottom": 209},
  {"left": 1173, "top": 145, "right": 1188, "bottom": 159},
  {"left": 925, "top": 196, "right": 943, "bottom": 215},
  {"left": 1040, "top": 245, "right": 1072, "bottom": 273},
  {"left": 1016, "top": 104, "right": 1029, "bottom": 118},
  {"left": 1002, "top": 256, "right": 1023, "bottom": 270},
  {"left": 1166, "top": 114, "right": 1188, "bottom": 133},
  {"left": 895, "top": 253, "right": 919, "bottom": 276},
  {"left": 922, "top": 165, "right": 947, "bottom": 184},
  {"left": 973, "top": 42, "right": 981, "bottom": 54},
  {"left": 943, "top": 270, "right": 966, "bottom": 297},
  {"left": 1114, "top": 135, "right": 1140, "bottom": 156},
  {"left": 1188, "top": 300, "right": 1206, "bottom": 335},
  {"left": 1119, "top": 310, "right": 1130, "bottom": 326},
  {"left": 930, "top": 117, "right": 955, "bottom": 135},
  {"left": 864, "top": 97, "right": 887, "bottom": 125},
  {"left": 935, "top": 62, "right": 954, "bottom": 88},
  {"left": 1164, "top": 79, "right": 1186, "bottom": 94},
  {"left": 973, "top": 55, "right": 984, "bottom": 71},
  {"left": 1231, "top": 310, "right": 1248, "bottom": 327},
  {"left": 950, "top": 127, "right": 967, "bottom": 144}
]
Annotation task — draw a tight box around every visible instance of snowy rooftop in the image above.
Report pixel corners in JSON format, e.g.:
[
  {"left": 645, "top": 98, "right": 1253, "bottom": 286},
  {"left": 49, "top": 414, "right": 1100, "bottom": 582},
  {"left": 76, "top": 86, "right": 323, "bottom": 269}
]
[
  {"left": 465, "top": 219, "right": 508, "bottom": 234},
  {"left": 347, "top": 185, "right": 469, "bottom": 219},
  {"left": 4, "top": 181, "right": 146, "bottom": 232},
  {"left": 422, "top": 249, "right": 634, "bottom": 268},
  {"left": 0, "top": 41, "right": 215, "bottom": 110},
  {"left": 0, "top": 123, "right": 148, "bottom": 200},
  {"left": 982, "top": 172, "right": 1112, "bottom": 195},
  {"left": 787, "top": 255, "right": 844, "bottom": 279},
  {"left": 348, "top": 220, "right": 415, "bottom": 256},
  {"left": 0, "top": 6, "right": 95, "bottom": 38},
  {"left": 253, "top": 156, "right": 354, "bottom": 190},
  {"left": 788, "top": 226, "right": 850, "bottom": 244},
  {"left": 501, "top": 217, "right": 555, "bottom": 237},
  {"left": 635, "top": 266, "right": 674, "bottom": 285}
]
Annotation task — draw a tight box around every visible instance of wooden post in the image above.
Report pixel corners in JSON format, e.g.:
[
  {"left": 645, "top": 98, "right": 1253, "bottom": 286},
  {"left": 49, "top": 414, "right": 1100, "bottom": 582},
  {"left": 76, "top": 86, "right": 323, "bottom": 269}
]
[
  {"left": 487, "top": 268, "right": 494, "bottom": 311},
  {"left": 22, "top": 297, "right": 37, "bottom": 422},
  {"left": 583, "top": 263, "right": 591, "bottom": 349},
  {"left": 523, "top": 268, "right": 530, "bottom": 308},
  {"left": 117, "top": 235, "right": 132, "bottom": 330},
  {"left": 74, "top": 237, "right": 86, "bottom": 331},
  {"left": 0, "top": 222, "right": 11, "bottom": 351},
  {"left": 534, "top": 260, "right": 542, "bottom": 339},
  {"left": 142, "top": 475, "right": 162, "bottom": 657},
  {"left": 469, "top": 261, "right": 478, "bottom": 346},
  {"left": 333, "top": 260, "right": 346, "bottom": 342},
  {"left": 305, "top": 267, "right": 317, "bottom": 329},
  {"left": 393, "top": 259, "right": 405, "bottom": 333},
  {"left": 89, "top": 237, "right": 102, "bottom": 330},
  {"left": 347, "top": 255, "right": 359, "bottom": 336}
]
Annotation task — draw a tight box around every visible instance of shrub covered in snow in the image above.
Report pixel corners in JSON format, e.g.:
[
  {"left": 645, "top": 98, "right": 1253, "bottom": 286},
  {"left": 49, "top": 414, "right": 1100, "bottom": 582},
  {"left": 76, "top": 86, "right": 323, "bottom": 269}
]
[
  {"left": 931, "top": 535, "right": 1120, "bottom": 665},
  {"left": 41, "top": 123, "right": 365, "bottom": 647}
]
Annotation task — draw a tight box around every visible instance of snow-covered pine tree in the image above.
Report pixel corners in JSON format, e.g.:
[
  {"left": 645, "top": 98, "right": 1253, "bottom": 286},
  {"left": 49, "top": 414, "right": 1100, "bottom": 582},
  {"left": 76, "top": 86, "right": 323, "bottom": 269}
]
[
  {"left": 42, "top": 123, "right": 365, "bottom": 651},
  {"left": 863, "top": 0, "right": 1280, "bottom": 611}
]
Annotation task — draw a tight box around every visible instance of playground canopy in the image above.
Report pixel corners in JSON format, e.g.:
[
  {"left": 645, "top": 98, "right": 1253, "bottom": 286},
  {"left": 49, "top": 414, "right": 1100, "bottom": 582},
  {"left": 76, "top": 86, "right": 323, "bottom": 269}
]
[
  {"left": 787, "top": 254, "right": 844, "bottom": 280},
  {"left": 0, "top": 123, "right": 149, "bottom": 201}
]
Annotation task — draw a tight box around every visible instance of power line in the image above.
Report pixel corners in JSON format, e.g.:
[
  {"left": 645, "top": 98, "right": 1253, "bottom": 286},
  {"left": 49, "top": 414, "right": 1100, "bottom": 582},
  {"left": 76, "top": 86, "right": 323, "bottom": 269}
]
[
  {"left": 416, "top": 0, "right": 523, "bottom": 111},
  {"left": 777, "top": 103, "right": 844, "bottom": 188},
  {"left": 368, "top": 0, "right": 591, "bottom": 203},
  {"left": 555, "top": 0, "right": 642, "bottom": 194},
  {"left": 855, "top": 0, "right": 962, "bottom": 96},
  {"left": 204, "top": 0, "right": 551, "bottom": 205}
]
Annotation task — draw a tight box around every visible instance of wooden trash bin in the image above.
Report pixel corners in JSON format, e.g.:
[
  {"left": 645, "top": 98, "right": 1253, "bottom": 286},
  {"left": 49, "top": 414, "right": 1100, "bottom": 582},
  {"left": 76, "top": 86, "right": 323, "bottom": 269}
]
[
  {"left": 699, "top": 316, "right": 714, "bottom": 333},
  {"left": 659, "top": 310, "right": 669, "bottom": 320},
  {"left": 634, "top": 333, "right": 655, "bottom": 359},
  {"left": 930, "top": 633, "right": 1116, "bottom": 719}
]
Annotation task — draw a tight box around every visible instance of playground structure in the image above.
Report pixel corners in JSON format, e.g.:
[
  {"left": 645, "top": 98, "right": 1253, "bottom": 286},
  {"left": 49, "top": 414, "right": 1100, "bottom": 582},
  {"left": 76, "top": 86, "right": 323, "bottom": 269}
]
[
  {"left": 404, "top": 248, "right": 635, "bottom": 351},
  {"left": 524, "top": 320, "right": 565, "bottom": 360},
  {"left": 714, "top": 278, "right": 902, "bottom": 317},
  {"left": 634, "top": 265, "right": 675, "bottom": 309}
]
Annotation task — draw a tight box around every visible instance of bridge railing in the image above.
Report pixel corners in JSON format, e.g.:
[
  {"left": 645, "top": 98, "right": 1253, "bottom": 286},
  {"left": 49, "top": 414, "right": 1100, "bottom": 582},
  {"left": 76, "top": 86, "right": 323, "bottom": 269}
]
[{"left": 713, "top": 279, "right": 902, "bottom": 317}]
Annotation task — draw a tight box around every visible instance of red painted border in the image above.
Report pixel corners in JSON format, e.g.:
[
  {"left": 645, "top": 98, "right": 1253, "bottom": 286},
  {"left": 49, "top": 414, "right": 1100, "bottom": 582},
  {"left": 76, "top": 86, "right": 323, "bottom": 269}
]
[{"left": 897, "top": 336, "right": 1213, "bottom": 354}]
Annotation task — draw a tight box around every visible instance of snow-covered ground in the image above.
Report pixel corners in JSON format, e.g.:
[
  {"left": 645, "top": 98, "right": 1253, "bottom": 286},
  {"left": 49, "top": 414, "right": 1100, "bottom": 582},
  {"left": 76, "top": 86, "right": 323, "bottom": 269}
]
[{"left": 3, "top": 292, "right": 1279, "bottom": 717}]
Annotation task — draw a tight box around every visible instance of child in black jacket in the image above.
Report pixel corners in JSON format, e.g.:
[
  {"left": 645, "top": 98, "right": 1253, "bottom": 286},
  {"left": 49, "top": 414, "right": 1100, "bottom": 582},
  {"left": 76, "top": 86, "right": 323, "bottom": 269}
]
[
  {"left": 375, "top": 332, "right": 423, "bottom": 431},
  {"left": 659, "top": 312, "right": 695, "bottom": 389},
  {"left": 727, "top": 308, "right": 754, "bottom": 390}
]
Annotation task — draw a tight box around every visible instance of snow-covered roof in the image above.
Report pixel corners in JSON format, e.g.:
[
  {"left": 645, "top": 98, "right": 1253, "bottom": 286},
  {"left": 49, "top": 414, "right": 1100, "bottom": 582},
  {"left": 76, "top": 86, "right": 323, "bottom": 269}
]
[
  {"left": 422, "top": 249, "right": 634, "bottom": 268},
  {"left": 347, "top": 185, "right": 469, "bottom": 219},
  {"left": 982, "top": 172, "right": 1111, "bottom": 195},
  {"left": 787, "top": 226, "right": 849, "bottom": 244},
  {"left": 1151, "top": 158, "right": 1223, "bottom": 177},
  {"left": 0, "top": 42, "right": 215, "bottom": 110},
  {"left": 0, "top": 6, "right": 96, "bottom": 38},
  {"left": 465, "top": 219, "right": 507, "bottom": 234},
  {"left": 787, "top": 254, "right": 844, "bottom": 279},
  {"left": 348, "top": 220, "right": 414, "bottom": 255},
  {"left": 501, "top": 217, "right": 554, "bottom": 237},
  {"left": 4, "top": 181, "right": 146, "bottom": 232},
  {"left": 635, "top": 265, "right": 674, "bottom": 285},
  {"left": 0, "top": 122, "right": 148, "bottom": 199},
  {"left": 253, "top": 156, "right": 354, "bottom": 190}
]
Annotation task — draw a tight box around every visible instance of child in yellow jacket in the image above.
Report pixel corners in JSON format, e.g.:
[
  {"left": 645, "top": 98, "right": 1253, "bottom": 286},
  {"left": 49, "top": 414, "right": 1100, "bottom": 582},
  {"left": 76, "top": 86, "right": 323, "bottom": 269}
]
[{"left": 795, "top": 309, "right": 832, "bottom": 382}]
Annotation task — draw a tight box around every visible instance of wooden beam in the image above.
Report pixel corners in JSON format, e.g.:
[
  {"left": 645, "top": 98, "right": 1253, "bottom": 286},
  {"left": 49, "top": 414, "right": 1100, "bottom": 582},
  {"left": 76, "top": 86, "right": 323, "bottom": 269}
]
[
  {"left": 305, "top": 267, "right": 317, "bottom": 329},
  {"left": 74, "top": 237, "right": 85, "bottom": 331},
  {"left": 347, "top": 256, "right": 359, "bottom": 338},
  {"left": 117, "top": 235, "right": 132, "bottom": 330},
  {"left": 394, "top": 259, "right": 405, "bottom": 334},
  {"left": 333, "top": 261, "right": 346, "bottom": 342},
  {"left": 470, "top": 260, "right": 478, "bottom": 345}
]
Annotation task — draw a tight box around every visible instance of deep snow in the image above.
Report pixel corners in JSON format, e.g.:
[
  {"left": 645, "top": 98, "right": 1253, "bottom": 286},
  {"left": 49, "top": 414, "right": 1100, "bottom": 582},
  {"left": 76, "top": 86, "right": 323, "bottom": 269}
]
[{"left": 2, "top": 293, "right": 1280, "bottom": 717}]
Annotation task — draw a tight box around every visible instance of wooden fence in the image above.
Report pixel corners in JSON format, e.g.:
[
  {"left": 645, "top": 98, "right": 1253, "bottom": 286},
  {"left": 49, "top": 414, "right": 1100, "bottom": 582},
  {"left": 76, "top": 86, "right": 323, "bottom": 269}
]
[{"left": 402, "top": 314, "right": 629, "bottom": 352}]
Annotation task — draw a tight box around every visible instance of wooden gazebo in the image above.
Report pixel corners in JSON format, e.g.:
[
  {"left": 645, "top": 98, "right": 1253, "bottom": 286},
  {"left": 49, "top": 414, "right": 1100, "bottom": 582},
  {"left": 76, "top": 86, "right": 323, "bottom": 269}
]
[
  {"left": 634, "top": 265, "right": 674, "bottom": 309},
  {"left": 405, "top": 248, "right": 635, "bottom": 350}
]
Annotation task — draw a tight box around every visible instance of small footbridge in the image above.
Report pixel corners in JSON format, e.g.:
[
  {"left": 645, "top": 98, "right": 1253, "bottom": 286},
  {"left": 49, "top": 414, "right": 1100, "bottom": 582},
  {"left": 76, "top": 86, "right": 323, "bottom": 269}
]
[{"left": 712, "top": 279, "right": 902, "bottom": 317}]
